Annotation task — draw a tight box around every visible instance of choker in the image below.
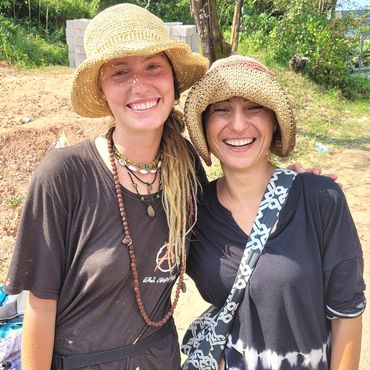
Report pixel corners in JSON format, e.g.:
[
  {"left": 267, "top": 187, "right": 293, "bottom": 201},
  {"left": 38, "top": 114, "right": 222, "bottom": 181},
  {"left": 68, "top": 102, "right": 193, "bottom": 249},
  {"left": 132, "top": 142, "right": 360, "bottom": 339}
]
[{"left": 113, "top": 143, "right": 162, "bottom": 175}]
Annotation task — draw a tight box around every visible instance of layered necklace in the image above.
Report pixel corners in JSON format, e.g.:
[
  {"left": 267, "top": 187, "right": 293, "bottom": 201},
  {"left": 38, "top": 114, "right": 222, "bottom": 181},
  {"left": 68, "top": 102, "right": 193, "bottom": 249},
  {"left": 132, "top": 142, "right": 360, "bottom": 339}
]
[
  {"left": 111, "top": 130, "right": 162, "bottom": 218},
  {"left": 106, "top": 127, "right": 186, "bottom": 327}
]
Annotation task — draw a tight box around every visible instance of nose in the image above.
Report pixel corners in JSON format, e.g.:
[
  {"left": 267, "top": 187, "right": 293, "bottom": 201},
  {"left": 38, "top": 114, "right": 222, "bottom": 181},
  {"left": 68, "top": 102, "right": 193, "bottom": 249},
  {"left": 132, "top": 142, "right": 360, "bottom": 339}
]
[
  {"left": 228, "top": 108, "right": 249, "bottom": 132},
  {"left": 129, "top": 73, "right": 150, "bottom": 94}
]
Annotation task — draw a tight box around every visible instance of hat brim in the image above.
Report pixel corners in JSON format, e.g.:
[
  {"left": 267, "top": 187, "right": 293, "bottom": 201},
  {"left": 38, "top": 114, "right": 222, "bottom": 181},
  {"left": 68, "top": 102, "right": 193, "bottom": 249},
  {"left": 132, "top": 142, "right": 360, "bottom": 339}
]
[
  {"left": 70, "top": 40, "right": 208, "bottom": 118},
  {"left": 184, "top": 67, "right": 296, "bottom": 166}
]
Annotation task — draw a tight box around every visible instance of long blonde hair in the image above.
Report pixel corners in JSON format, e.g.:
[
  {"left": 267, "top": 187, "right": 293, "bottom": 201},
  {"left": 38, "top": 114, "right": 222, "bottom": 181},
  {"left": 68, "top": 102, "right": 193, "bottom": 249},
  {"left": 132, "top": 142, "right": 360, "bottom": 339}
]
[{"left": 161, "top": 108, "right": 199, "bottom": 268}]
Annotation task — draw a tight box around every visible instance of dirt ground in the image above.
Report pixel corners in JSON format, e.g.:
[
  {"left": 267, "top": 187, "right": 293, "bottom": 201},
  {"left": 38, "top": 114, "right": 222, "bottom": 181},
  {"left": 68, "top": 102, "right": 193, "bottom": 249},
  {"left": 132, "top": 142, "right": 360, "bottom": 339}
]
[{"left": 0, "top": 62, "right": 369, "bottom": 368}]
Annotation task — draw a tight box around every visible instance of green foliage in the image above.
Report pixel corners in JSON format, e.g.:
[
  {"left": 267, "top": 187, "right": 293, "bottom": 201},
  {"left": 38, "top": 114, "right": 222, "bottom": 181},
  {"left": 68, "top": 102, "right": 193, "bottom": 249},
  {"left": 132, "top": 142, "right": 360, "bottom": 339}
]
[
  {"left": 98, "top": 0, "right": 193, "bottom": 24},
  {"left": 239, "top": 1, "right": 370, "bottom": 99},
  {"left": 0, "top": 1, "right": 99, "bottom": 36},
  {"left": 0, "top": 15, "right": 68, "bottom": 67},
  {"left": 216, "top": 0, "right": 236, "bottom": 31},
  {"left": 240, "top": 12, "right": 277, "bottom": 50},
  {"left": 8, "top": 195, "right": 24, "bottom": 209}
]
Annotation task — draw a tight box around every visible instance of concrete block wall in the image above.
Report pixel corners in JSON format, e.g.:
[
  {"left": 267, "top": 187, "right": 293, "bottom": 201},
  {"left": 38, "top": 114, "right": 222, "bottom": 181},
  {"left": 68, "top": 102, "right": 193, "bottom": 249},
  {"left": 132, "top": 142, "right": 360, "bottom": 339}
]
[
  {"left": 66, "top": 19, "right": 90, "bottom": 68},
  {"left": 66, "top": 20, "right": 200, "bottom": 68}
]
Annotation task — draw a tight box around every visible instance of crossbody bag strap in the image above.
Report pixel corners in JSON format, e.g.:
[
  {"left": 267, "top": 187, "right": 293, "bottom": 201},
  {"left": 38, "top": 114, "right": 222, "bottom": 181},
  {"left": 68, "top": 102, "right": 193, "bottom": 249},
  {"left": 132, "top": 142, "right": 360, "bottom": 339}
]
[{"left": 182, "top": 168, "right": 297, "bottom": 370}]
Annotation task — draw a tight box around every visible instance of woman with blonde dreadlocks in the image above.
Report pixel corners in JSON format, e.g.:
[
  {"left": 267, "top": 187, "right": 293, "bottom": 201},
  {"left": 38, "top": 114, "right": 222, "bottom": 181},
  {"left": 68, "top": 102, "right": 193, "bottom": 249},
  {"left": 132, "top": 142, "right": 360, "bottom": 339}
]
[{"left": 4, "top": 4, "right": 208, "bottom": 370}]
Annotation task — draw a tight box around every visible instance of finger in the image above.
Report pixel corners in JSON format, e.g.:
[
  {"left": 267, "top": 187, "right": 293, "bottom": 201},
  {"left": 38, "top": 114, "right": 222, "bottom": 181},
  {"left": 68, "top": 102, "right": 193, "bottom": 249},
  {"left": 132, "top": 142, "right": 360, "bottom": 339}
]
[
  {"left": 287, "top": 163, "right": 305, "bottom": 173},
  {"left": 322, "top": 173, "right": 338, "bottom": 182},
  {"left": 309, "top": 167, "right": 322, "bottom": 175}
]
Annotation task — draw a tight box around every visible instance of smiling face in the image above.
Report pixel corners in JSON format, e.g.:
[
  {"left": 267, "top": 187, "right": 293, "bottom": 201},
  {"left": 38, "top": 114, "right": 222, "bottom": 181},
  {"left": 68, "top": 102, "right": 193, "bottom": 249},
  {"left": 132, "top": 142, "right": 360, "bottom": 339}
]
[
  {"left": 99, "top": 53, "right": 175, "bottom": 135},
  {"left": 204, "top": 97, "right": 276, "bottom": 172}
]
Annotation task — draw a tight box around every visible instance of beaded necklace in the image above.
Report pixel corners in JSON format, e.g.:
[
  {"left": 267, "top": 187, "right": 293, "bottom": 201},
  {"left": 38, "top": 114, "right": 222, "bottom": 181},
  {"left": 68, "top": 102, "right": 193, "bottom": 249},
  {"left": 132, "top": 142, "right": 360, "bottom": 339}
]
[
  {"left": 106, "top": 127, "right": 186, "bottom": 327},
  {"left": 113, "top": 143, "right": 162, "bottom": 175}
]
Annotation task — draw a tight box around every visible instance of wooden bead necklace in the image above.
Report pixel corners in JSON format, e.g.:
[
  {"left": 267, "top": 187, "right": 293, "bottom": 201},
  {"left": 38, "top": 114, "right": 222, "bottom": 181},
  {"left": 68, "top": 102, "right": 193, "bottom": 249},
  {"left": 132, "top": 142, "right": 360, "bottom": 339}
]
[{"left": 106, "top": 127, "right": 186, "bottom": 327}]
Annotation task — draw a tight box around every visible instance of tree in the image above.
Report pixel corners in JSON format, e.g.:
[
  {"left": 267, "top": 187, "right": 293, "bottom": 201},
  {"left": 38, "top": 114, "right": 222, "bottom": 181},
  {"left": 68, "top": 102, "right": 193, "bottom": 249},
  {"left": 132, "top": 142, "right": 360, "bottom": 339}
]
[
  {"left": 230, "top": 0, "right": 244, "bottom": 52},
  {"left": 190, "top": 0, "right": 231, "bottom": 63}
]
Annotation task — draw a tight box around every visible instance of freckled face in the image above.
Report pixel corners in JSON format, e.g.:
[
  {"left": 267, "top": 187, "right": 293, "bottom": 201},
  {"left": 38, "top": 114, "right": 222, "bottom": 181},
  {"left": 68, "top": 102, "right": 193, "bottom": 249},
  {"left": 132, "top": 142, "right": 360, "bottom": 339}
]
[
  {"left": 205, "top": 97, "right": 275, "bottom": 172},
  {"left": 99, "top": 53, "right": 175, "bottom": 134}
]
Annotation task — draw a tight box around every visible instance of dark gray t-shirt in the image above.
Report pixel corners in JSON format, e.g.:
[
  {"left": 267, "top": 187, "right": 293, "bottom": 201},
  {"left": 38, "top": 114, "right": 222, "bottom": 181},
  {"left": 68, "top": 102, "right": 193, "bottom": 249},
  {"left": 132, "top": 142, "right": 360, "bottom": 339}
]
[
  {"left": 5, "top": 139, "right": 201, "bottom": 369},
  {"left": 187, "top": 173, "right": 366, "bottom": 370}
]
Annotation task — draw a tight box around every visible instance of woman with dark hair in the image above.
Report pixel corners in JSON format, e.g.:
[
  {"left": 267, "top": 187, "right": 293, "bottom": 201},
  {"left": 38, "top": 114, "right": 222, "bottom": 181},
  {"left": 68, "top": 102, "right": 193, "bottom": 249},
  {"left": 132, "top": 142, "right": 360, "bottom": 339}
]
[{"left": 184, "top": 55, "right": 365, "bottom": 370}]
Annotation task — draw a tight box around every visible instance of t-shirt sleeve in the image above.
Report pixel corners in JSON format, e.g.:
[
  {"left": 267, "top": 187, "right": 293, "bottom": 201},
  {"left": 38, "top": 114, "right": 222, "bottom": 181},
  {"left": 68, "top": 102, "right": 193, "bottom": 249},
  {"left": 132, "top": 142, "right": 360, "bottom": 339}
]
[
  {"left": 4, "top": 149, "right": 70, "bottom": 300},
  {"left": 314, "top": 177, "right": 366, "bottom": 319}
]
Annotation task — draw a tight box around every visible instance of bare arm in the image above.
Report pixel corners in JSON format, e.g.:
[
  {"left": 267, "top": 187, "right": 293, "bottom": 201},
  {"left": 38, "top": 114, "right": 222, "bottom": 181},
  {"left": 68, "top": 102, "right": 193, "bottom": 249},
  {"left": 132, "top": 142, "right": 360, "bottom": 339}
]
[
  {"left": 22, "top": 292, "right": 57, "bottom": 370},
  {"left": 330, "top": 316, "right": 362, "bottom": 370}
]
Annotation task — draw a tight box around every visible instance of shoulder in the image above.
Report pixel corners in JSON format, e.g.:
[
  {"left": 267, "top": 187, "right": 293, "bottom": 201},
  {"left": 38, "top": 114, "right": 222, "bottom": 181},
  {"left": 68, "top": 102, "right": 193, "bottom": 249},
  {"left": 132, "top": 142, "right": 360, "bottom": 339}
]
[
  {"left": 32, "top": 139, "right": 95, "bottom": 185},
  {"left": 295, "top": 172, "right": 343, "bottom": 198},
  {"left": 292, "top": 172, "right": 347, "bottom": 211},
  {"left": 198, "top": 179, "right": 217, "bottom": 204}
]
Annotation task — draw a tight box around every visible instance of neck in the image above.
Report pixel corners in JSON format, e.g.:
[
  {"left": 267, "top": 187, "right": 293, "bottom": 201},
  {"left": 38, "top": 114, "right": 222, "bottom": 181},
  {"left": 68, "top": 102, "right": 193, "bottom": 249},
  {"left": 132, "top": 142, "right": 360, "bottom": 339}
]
[
  {"left": 219, "top": 161, "right": 275, "bottom": 203},
  {"left": 112, "top": 125, "right": 163, "bottom": 163}
]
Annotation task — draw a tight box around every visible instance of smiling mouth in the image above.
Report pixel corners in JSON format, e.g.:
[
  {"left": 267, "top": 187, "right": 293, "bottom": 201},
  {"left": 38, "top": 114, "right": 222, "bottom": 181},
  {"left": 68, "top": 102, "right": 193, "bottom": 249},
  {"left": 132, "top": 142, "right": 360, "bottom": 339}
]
[
  {"left": 224, "top": 138, "right": 255, "bottom": 147},
  {"left": 127, "top": 99, "right": 159, "bottom": 111}
]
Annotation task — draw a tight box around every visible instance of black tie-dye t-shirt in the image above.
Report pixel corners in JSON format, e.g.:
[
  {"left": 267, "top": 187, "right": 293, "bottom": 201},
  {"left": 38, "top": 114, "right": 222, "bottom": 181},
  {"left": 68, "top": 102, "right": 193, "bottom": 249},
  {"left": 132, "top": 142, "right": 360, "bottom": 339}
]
[{"left": 187, "top": 173, "right": 365, "bottom": 370}]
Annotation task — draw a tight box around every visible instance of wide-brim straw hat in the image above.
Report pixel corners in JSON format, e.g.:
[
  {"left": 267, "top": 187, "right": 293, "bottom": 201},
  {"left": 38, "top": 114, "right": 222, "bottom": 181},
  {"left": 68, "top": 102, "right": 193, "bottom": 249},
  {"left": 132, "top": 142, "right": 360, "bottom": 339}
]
[
  {"left": 184, "top": 55, "right": 296, "bottom": 166},
  {"left": 70, "top": 3, "right": 209, "bottom": 118}
]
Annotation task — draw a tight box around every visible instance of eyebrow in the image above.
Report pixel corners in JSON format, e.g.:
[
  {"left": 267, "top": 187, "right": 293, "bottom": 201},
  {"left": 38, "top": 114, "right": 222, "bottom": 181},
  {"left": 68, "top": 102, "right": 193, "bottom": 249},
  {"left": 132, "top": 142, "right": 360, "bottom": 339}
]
[{"left": 111, "top": 55, "right": 165, "bottom": 68}]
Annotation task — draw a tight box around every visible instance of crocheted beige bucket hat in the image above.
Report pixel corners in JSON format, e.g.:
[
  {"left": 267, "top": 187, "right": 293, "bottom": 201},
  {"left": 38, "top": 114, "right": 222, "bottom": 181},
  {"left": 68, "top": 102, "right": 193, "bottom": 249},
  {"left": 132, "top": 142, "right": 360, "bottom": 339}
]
[
  {"left": 184, "top": 55, "right": 296, "bottom": 166},
  {"left": 70, "top": 3, "right": 209, "bottom": 118}
]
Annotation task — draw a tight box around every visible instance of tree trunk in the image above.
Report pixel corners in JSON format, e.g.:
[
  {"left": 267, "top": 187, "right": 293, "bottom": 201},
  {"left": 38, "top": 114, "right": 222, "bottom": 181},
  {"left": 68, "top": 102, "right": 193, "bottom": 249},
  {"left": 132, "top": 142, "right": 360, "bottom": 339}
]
[
  {"left": 230, "top": 0, "right": 244, "bottom": 53},
  {"left": 190, "top": 0, "right": 231, "bottom": 64},
  {"left": 13, "top": 0, "right": 16, "bottom": 20},
  {"left": 45, "top": 6, "right": 48, "bottom": 35},
  {"left": 329, "top": 0, "right": 338, "bottom": 19},
  {"left": 28, "top": 0, "right": 31, "bottom": 21},
  {"left": 318, "top": 0, "right": 323, "bottom": 12},
  {"left": 255, "top": 0, "right": 264, "bottom": 13}
]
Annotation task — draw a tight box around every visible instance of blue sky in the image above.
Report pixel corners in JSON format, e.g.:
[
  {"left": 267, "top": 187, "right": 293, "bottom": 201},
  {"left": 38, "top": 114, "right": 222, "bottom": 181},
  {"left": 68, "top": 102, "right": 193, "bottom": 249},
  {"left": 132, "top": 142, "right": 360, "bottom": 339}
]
[{"left": 337, "top": 0, "right": 370, "bottom": 10}]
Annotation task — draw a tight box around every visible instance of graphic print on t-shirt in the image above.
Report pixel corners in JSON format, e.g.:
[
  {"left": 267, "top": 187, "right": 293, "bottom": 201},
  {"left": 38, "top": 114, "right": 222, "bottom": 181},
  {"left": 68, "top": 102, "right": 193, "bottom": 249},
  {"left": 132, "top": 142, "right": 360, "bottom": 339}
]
[
  {"left": 155, "top": 243, "right": 179, "bottom": 273},
  {"left": 142, "top": 242, "right": 178, "bottom": 284}
]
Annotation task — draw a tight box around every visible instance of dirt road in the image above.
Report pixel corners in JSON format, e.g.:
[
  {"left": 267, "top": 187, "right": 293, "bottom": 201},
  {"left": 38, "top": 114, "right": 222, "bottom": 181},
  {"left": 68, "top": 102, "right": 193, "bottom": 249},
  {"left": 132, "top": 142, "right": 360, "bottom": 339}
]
[{"left": 0, "top": 62, "right": 369, "bottom": 368}]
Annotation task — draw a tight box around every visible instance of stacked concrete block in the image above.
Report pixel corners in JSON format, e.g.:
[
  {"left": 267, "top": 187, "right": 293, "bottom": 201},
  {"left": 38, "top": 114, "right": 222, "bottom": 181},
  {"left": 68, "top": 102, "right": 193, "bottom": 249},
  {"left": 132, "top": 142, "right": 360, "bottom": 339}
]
[
  {"left": 66, "top": 20, "right": 200, "bottom": 68},
  {"left": 170, "top": 25, "right": 199, "bottom": 53},
  {"left": 66, "top": 19, "right": 89, "bottom": 68}
]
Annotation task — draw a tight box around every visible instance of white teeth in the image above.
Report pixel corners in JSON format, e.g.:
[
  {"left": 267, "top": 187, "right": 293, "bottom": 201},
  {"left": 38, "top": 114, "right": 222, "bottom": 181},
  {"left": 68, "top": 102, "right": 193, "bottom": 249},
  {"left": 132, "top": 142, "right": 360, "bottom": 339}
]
[
  {"left": 128, "top": 100, "right": 158, "bottom": 110},
  {"left": 224, "top": 138, "right": 254, "bottom": 146}
]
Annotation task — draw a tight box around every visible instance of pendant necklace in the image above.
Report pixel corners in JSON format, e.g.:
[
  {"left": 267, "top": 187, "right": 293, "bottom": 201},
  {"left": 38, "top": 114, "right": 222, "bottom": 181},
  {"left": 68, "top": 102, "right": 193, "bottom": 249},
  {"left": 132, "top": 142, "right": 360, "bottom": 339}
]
[{"left": 127, "top": 170, "right": 161, "bottom": 218}]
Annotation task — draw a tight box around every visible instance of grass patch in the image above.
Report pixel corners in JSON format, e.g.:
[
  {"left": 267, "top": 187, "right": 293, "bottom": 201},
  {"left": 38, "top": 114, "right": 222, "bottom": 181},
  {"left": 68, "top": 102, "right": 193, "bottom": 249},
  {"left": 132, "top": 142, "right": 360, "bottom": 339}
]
[
  {"left": 0, "top": 16, "right": 68, "bottom": 67},
  {"left": 8, "top": 195, "right": 24, "bottom": 209}
]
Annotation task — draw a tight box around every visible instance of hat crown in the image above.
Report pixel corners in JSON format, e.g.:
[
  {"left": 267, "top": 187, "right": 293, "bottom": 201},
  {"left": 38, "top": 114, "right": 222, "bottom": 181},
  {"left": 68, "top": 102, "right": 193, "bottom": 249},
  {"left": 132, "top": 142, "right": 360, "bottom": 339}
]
[
  {"left": 209, "top": 55, "right": 274, "bottom": 77},
  {"left": 84, "top": 3, "right": 171, "bottom": 58}
]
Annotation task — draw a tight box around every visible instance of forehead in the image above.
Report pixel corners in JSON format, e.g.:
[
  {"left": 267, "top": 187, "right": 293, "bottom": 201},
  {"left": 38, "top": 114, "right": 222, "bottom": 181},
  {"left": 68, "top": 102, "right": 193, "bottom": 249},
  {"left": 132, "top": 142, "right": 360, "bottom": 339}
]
[{"left": 102, "top": 52, "right": 169, "bottom": 69}]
